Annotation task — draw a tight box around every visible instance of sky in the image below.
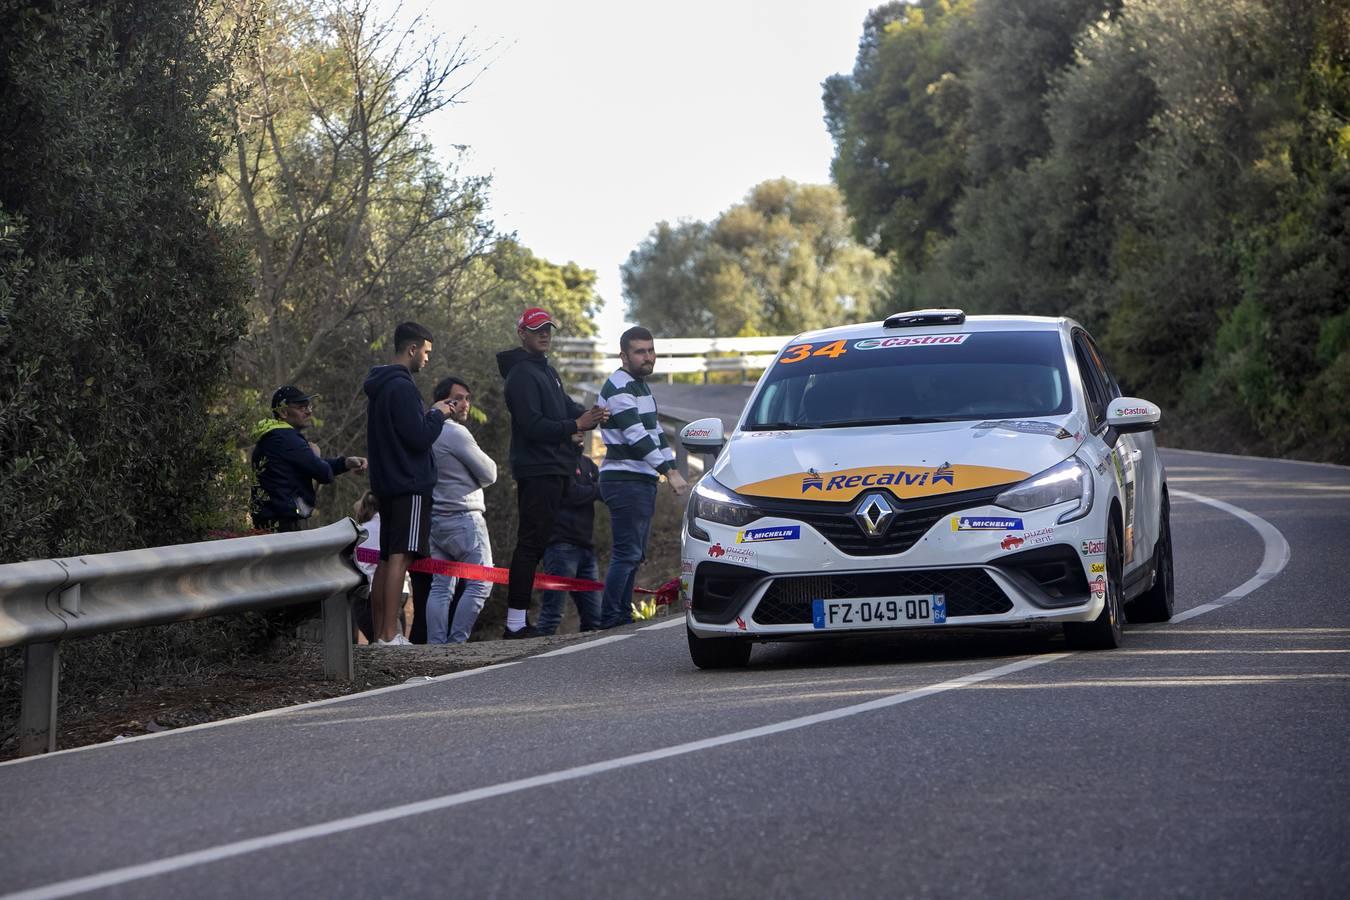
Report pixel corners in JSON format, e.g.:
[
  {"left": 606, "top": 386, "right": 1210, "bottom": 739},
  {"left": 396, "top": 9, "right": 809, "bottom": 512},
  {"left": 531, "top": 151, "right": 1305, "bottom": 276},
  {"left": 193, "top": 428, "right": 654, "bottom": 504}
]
[{"left": 408, "top": 0, "right": 881, "bottom": 343}]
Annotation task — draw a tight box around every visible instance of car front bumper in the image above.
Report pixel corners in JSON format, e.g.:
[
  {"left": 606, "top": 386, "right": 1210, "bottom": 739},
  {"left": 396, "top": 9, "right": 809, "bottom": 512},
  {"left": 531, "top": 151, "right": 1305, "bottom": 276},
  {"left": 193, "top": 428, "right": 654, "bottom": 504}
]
[{"left": 683, "top": 501, "right": 1107, "bottom": 639}]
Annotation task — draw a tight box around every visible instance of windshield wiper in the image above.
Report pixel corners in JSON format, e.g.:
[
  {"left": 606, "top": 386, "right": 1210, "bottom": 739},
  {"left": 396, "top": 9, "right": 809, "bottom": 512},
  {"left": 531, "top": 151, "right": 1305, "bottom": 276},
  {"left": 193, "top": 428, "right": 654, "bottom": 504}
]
[
  {"left": 816, "top": 416, "right": 966, "bottom": 429},
  {"left": 744, "top": 421, "right": 808, "bottom": 431}
]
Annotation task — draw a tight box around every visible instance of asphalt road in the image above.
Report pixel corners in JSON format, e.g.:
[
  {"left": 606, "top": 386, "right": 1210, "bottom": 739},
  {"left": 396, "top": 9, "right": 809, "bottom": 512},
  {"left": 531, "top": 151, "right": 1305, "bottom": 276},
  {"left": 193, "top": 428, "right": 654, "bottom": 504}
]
[{"left": 1, "top": 448, "right": 1347, "bottom": 899}]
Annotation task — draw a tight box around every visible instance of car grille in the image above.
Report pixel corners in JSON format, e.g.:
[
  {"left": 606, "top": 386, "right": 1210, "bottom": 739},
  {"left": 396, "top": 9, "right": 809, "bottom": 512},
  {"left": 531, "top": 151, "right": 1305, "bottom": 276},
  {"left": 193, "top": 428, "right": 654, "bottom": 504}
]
[
  {"left": 752, "top": 486, "right": 1006, "bottom": 557},
  {"left": 752, "top": 568, "right": 1012, "bottom": 626}
]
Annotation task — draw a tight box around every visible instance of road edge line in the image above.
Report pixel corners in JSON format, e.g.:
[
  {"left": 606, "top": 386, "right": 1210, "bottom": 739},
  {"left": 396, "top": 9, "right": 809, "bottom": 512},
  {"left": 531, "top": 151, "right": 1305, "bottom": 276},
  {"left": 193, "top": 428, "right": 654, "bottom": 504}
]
[
  {"left": 1170, "top": 490, "right": 1291, "bottom": 622},
  {"left": 534, "top": 634, "right": 632, "bottom": 656},
  {"left": 1163, "top": 446, "right": 1349, "bottom": 471}
]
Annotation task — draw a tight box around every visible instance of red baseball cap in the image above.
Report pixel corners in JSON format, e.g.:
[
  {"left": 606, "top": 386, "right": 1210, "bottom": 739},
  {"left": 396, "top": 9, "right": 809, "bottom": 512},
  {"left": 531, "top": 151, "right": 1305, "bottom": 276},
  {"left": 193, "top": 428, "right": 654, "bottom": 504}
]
[{"left": 517, "top": 307, "right": 557, "bottom": 331}]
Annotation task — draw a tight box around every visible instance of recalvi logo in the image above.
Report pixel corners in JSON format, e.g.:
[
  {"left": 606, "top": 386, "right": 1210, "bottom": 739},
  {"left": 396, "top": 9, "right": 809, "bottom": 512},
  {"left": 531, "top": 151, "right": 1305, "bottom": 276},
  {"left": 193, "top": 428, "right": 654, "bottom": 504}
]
[
  {"left": 736, "top": 463, "right": 1031, "bottom": 502},
  {"left": 802, "top": 464, "right": 954, "bottom": 493}
]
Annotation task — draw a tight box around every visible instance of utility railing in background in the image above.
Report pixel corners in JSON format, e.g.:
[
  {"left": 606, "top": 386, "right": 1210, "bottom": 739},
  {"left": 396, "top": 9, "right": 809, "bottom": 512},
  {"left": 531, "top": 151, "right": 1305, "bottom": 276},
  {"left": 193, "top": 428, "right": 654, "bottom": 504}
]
[
  {"left": 0, "top": 519, "right": 365, "bottom": 756},
  {"left": 553, "top": 335, "right": 790, "bottom": 382}
]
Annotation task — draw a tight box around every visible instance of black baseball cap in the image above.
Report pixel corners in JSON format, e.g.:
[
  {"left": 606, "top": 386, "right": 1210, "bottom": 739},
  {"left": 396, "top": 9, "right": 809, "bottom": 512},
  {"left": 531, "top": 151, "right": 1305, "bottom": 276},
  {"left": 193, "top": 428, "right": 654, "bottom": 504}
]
[{"left": 271, "top": 385, "right": 316, "bottom": 410}]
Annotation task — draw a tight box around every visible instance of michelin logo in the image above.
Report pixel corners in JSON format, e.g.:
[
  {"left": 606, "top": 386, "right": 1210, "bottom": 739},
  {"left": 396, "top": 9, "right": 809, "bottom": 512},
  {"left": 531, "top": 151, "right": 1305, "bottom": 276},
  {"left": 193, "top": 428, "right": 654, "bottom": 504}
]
[
  {"left": 738, "top": 525, "right": 801, "bottom": 543},
  {"left": 951, "top": 516, "right": 1023, "bottom": 532}
]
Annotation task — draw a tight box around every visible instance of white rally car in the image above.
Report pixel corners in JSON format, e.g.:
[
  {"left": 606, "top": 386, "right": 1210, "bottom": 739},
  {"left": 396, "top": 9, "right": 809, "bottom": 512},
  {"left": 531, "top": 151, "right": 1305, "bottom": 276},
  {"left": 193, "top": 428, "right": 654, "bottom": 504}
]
[{"left": 678, "top": 310, "right": 1173, "bottom": 669}]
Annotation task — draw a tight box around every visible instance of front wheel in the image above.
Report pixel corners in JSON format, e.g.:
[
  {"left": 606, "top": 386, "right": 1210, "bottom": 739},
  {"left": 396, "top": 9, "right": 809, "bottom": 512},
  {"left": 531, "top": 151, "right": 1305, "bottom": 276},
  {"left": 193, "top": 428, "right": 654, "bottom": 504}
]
[
  {"left": 687, "top": 627, "right": 752, "bottom": 669},
  {"left": 1127, "top": 495, "right": 1174, "bottom": 623},
  {"left": 1064, "top": 523, "right": 1125, "bottom": 650}
]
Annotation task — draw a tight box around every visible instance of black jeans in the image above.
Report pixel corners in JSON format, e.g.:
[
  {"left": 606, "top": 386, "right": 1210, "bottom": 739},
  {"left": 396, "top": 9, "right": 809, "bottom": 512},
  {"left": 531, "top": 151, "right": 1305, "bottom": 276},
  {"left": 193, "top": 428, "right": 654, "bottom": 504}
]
[
  {"left": 252, "top": 516, "right": 302, "bottom": 533},
  {"left": 507, "top": 475, "right": 568, "bottom": 611},
  {"left": 409, "top": 571, "right": 431, "bottom": 644}
]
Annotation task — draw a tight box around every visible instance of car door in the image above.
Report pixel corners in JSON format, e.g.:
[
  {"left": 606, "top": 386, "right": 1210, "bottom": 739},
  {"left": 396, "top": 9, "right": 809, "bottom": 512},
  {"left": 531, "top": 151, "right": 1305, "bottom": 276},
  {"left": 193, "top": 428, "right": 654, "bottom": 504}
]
[
  {"left": 1078, "top": 332, "right": 1152, "bottom": 572},
  {"left": 1071, "top": 331, "right": 1143, "bottom": 573},
  {"left": 1086, "top": 334, "right": 1160, "bottom": 565}
]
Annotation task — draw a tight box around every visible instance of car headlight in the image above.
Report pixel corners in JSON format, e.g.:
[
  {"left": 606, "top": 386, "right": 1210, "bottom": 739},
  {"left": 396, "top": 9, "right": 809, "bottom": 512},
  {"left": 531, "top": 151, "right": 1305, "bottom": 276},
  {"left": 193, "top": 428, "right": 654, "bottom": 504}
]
[
  {"left": 687, "top": 475, "right": 765, "bottom": 541},
  {"left": 994, "top": 456, "right": 1094, "bottom": 524}
]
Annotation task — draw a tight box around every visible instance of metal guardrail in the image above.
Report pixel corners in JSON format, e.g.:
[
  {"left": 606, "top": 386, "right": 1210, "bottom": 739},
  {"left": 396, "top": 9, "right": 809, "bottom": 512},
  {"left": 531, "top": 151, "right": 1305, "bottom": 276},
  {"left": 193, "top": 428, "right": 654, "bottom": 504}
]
[
  {"left": 553, "top": 335, "right": 789, "bottom": 382},
  {"left": 0, "top": 519, "right": 365, "bottom": 756}
]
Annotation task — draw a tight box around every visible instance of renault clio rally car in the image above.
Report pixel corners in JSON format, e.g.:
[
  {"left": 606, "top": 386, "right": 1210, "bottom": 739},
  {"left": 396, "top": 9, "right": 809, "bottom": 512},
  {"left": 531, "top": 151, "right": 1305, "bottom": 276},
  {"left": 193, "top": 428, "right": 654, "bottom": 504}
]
[{"left": 678, "top": 310, "right": 1173, "bottom": 669}]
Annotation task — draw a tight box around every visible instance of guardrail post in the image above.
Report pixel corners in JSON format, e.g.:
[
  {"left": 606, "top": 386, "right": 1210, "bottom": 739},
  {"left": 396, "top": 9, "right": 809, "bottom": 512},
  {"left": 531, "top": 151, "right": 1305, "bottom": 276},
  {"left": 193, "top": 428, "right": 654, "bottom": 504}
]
[
  {"left": 675, "top": 434, "right": 689, "bottom": 478},
  {"left": 322, "top": 590, "right": 353, "bottom": 681},
  {"left": 19, "top": 641, "right": 60, "bottom": 756}
]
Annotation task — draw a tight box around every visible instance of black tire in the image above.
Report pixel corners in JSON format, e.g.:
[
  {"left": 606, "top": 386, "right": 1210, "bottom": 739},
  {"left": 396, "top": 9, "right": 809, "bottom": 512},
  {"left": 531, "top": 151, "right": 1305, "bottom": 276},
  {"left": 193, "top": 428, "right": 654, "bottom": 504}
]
[
  {"left": 1127, "top": 494, "right": 1174, "bottom": 623},
  {"left": 687, "top": 627, "right": 752, "bottom": 669},
  {"left": 1063, "top": 523, "right": 1125, "bottom": 650}
]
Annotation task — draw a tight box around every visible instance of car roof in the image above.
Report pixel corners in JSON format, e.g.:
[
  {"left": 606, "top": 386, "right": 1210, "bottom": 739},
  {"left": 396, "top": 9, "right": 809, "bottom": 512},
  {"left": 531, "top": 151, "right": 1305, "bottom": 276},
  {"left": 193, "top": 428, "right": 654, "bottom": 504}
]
[{"left": 788, "top": 314, "right": 1078, "bottom": 345}]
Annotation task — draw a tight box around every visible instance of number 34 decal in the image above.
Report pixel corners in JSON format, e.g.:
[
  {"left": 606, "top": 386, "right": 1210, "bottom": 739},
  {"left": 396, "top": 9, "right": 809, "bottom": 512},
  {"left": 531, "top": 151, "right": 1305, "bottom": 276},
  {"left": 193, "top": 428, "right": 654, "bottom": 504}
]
[{"left": 778, "top": 340, "right": 849, "bottom": 364}]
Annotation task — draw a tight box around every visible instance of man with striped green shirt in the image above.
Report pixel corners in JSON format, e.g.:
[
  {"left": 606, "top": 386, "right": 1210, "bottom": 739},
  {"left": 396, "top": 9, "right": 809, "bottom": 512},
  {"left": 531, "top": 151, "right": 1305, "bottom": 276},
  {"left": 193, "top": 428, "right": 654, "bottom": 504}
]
[{"left": 597, "top": 326, "right": 688, "bottom": 628}]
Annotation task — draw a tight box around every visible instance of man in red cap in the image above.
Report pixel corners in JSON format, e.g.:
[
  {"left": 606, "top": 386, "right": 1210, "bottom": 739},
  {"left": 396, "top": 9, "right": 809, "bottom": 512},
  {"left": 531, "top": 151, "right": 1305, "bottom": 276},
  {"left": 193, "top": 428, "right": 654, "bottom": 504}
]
[{"left": 495, "top": 308, "right": 608, "bottom": 637}]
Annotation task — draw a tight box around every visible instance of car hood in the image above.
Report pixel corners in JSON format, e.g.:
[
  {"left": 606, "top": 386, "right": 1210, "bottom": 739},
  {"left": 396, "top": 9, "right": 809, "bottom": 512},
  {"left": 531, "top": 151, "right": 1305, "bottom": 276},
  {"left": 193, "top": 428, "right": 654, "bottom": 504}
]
[{"left": 713, "top": 416, "right": 1086, "bottom": 502}]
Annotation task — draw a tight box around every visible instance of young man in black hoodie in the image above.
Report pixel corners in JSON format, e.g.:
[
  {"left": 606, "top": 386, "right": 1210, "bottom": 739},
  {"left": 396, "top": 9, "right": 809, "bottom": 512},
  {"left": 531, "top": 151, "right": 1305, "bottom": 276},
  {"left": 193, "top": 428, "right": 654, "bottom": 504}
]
[
  {"left": 496, "top": 307, "right": 607, "bottom": 638},
  {"left": 363, "top": 321, "right": 454, "bottom": 646}
]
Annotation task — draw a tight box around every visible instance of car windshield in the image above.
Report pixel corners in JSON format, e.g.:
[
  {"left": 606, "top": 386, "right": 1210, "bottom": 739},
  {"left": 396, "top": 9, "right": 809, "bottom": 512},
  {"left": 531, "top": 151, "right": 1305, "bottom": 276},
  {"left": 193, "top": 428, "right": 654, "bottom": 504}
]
[{"left": 743, "top": 330, "right": 1072, "bottom": 430}]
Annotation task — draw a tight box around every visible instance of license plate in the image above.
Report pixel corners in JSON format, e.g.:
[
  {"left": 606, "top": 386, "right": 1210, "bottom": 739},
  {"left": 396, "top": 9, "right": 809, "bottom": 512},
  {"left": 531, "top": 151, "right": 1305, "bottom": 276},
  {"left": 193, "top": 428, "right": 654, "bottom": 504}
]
[{"left": 811, "top": 594, "right": 946, "bottom": 630}]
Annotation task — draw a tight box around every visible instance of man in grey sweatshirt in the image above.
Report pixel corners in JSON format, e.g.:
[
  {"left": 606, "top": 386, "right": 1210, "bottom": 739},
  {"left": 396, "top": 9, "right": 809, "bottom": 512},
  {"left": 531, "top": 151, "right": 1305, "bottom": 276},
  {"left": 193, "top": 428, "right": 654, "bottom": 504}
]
[{"left": 426, "top": 376, "right": 499, "bottom": 643}]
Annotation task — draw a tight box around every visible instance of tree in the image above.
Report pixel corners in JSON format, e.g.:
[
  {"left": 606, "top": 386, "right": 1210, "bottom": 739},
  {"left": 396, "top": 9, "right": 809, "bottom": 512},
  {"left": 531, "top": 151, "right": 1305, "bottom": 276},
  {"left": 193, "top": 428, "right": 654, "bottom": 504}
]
[
  {"left": 621, "top": 221, "right": 759, "bottom": 337},
  {"left": 914, "top": 1, "right": 1158, "bottom": 326},
  {"left": 216, "top": 0, "right": 493, "bottom": 378},
  {"left": 622, "top": 180, "right": 890, "bottom": 338},
  {"left": 211, "top": 0, "right": 496, "bottom": 503},
  {"left": 823, "top": 0, "right": 973, "bottom": 267},
  {"left": 957, "top": 0, "right": 1119, "bottom": 183},
  {"left": 831, "top": 0, "right": 1349, "bottom": 463},
  {"left": 0, "top": 0, "right": 250, "bottom": 560}
]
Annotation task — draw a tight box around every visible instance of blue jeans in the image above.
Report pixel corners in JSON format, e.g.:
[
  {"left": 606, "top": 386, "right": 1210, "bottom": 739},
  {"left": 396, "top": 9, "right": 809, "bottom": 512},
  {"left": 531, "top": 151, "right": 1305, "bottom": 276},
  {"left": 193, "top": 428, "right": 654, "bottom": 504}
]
[
  {"left": 536, "top": 542, "right": 602, "bottom": 635},
  {"left": 600, "top": 480, "right": 657, "bottom": 628},
  {"left": 426, "top": 510, "right": 493, "bottom": 644}
]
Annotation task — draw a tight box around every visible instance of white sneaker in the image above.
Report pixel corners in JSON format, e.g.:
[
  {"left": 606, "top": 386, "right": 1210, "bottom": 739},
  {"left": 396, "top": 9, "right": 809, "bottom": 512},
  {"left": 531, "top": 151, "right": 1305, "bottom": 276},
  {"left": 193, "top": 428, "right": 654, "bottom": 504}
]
[{"left": 390, "top": 634, "right": 413, "bottom": 646}]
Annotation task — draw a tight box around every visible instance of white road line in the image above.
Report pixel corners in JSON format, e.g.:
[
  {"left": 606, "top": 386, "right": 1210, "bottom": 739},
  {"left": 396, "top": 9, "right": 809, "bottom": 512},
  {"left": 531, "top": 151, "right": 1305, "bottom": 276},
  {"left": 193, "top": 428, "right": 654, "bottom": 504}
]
[
  {"left": 1164, "top": 446, "right": 1350, "bottom": 472},
  {"left": 1, "top": 654, "right": 1068, "bottom": 900},
  {"left": 1, "top": 488, "right": 1293, "bottom": 899},
  {"left": 1171, "top": 490, "right": 1291, "bottom": 623},
  {"left": 535, "top": 634, "right": 632, "bottom": 656},
  {"left": 638, "top": 616, "right": 686, "bottom": 631}
]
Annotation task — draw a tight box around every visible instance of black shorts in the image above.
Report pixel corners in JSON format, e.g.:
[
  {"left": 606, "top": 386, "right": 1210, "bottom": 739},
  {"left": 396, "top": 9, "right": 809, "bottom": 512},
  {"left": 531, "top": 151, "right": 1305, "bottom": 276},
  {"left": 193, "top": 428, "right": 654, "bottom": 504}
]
[{"left": 377, "top": 493, "right": 432, "bottom": 559}]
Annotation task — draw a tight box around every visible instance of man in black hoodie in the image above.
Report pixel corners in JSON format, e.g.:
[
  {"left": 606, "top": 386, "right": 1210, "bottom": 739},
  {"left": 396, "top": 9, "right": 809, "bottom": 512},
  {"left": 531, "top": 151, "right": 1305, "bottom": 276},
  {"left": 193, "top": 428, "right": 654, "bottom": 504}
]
[
  {"left": 363, "top": 321, "right": 454, "bottom": 646},
  {"left": 496, "top": 307, "right": 607, "bottom": 638}
]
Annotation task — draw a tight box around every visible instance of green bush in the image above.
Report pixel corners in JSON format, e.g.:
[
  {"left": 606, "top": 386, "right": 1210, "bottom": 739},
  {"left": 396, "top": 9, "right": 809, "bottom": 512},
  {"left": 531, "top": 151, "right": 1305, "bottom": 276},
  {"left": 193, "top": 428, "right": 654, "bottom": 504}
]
[{"left": 0, "top": 1, "right": 249, "bottom": 562}]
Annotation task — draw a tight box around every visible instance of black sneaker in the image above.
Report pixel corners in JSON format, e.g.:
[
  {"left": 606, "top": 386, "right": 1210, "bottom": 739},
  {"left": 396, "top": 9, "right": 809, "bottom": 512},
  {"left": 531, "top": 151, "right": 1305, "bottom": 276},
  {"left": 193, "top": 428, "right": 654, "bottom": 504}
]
[{"left": 502, "top": 623, "right": 542, "bottom": 640}]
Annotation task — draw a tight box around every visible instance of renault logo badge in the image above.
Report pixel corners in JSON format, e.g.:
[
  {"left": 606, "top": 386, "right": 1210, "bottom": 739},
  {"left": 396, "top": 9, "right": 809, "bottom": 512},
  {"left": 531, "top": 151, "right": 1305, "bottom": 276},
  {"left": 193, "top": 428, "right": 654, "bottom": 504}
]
[{"left": 853, "top": 492, "right": 895, "bottom": 537}]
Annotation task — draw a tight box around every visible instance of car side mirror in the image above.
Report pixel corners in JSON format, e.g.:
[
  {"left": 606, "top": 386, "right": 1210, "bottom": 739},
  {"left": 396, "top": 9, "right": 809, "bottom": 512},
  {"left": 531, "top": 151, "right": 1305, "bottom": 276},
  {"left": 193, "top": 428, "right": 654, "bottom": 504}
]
[
  {"left": 1106, "top": 397, "right": 1162, "bottom": 433},
  {"left": 680, "top": 417, "right": 725, "bottom": 455}
]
